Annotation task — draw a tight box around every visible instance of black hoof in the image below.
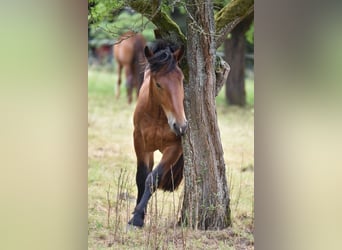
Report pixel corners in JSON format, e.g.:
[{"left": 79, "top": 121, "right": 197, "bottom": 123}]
[
  {"left": 126, "top": 223, "right": 140, "bottom": 231},
  {"left": 128, "top": 214, "right": 144, "bottom": 227}
]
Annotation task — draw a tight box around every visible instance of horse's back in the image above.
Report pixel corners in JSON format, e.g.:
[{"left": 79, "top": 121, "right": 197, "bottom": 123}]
[
  {"left": 113, "top": 31, "right": 145, "bottom": 66},
  {"left": 113, "top": 37, "right": 134, "bottom": 65}
]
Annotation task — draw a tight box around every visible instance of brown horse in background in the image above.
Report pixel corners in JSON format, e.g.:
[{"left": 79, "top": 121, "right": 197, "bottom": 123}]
[
  {"left": 113, "top": 31, "right": 146, "bottom": 104},
  {"left": 128, "top": 40, "right": 187, "bottom": 227}
]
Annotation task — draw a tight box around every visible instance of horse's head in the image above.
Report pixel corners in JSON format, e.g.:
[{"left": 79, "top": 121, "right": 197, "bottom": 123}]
[{"left": 144, "top": 41, "right": 188, "bottom": 136}]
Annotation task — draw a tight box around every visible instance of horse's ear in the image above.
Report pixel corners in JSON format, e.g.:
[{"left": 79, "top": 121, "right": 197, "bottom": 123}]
[
  {"left": 173, "top": 45, "right": 185, "bottom": 62},
  {"left": 144, "top": 46, "right": 153, "bottom": 59}
]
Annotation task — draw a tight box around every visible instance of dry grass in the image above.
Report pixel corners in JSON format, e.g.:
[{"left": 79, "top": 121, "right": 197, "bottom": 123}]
[{"left": 88, "top": 69, "right": 254, "bottom": 249}]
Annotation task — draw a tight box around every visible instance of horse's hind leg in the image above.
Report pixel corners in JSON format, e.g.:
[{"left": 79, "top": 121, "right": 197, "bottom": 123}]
[
  {"left": 127, "top": 86, "right": 133, "bottom": 104},
  {"left": 116, "top": 63, "right": 122, "bottom": 99},
  {"left": 134, "top": 62, "right": 145, "bottom": 100},
  {"left": 125, "top": 67, "right": 133, "bottom": 104}
]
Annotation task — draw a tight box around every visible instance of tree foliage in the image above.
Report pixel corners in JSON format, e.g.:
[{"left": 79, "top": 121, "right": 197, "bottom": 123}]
[
  {"left": 88, "top": 0, "right": 125, "bottom": 24},
  {"left": 246, "top": 22, "right": 254, "bottom": 43},
  {"left": 88, "top": 0, "right": 254, "bottom": 47}
]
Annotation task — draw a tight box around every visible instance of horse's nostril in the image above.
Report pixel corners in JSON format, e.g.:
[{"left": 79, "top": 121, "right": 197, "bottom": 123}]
[
  {"left": 172, "top": 122, "right": 187, "bottom": 136},
  {"left": 180, "top": 124, "right": 187, "bottom": 135},
  {"left": 183, "top": 121, "right": 188, "bottom": 130}
]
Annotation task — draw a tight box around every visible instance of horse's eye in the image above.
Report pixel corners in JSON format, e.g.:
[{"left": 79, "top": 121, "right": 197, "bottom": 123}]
[{"left": 156, "top": 82, "right": 162, "bottom": 89}]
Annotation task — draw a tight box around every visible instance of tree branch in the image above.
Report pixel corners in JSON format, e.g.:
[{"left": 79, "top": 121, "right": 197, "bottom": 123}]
[
  {"left": 126, "top": 0, "right": 250, "bottom": 84},
  {"left": 215, "top": 0, "right": 254, "bottom": 48},
  {"left": 127, "top": 0, "right": 186, "bottom": 46},
  {"left": 127, "top": 0, "right": 188, "bottom": 78},
  {"left": 215, "top": 57, "right": 230, "bottom": 96}
]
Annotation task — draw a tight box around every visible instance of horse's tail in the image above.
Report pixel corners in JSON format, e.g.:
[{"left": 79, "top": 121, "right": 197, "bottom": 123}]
[
  {"left": 159, "top": 154, "right": 184, "bottom": 192},
  {"left": 131, "top": 35, "right": 146, "bottom": 93}
]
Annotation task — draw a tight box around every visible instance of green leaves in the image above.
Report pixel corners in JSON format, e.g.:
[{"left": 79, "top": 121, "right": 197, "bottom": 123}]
[
  {"left": 245, "top": 22, "right": 254, "bottom": 43},
  {"left": 88, "top": 0, "right": 125, "bottom": 25},
  {"left": 88, "top": 0, "right": 156, "bottom": 41}
]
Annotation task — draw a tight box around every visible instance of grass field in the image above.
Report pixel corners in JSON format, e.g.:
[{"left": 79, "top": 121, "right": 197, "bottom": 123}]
[{"left": 88, "top": 68, "right": 254, "bottom": 249}]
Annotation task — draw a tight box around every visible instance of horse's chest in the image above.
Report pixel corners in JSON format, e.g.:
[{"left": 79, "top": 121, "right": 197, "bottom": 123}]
[{"left": 141, "top": 126, "right": 177, "bottom": 151}]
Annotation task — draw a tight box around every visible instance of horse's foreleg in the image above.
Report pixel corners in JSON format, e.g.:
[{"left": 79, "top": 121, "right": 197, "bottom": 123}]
[
  {"left": 131, "top": 153, "right": 153, "bottom": 226},
  {"left": 129, "top": 146, "right": 181, "bottom": 227},
  {"left": 133, "top": 131, "right": 154, "bottom": 205},
  {"left": 129, "top": 164, "right": 163, "bottom": 227},
  {"left": 136, "top": 157, "right": 152, "bottom": 205}
]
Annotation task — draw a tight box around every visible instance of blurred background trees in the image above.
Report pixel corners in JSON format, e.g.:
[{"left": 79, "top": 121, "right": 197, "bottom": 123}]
[
  {"left": 224, "top": 11, "right": 254, "bottom": 106},
  {"left": 88, "top": 0, "right": 253, "bottom": 106}
]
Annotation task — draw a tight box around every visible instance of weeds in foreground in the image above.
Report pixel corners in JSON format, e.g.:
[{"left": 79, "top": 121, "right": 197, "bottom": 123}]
[{"left": 90, "top": 160, "right": 253, "bottom": 250}]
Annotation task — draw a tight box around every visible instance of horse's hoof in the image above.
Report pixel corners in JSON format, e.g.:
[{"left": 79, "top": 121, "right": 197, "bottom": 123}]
[
  {"left": 126, "top": 223, "right": 140, "bottom": 231},
  {"left": 128, "top": 217, "right": 144, "bottom": 228}
]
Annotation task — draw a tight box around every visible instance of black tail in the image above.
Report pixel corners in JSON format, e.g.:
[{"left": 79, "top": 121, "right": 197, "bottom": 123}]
[{"left": 159, "top": 154, "right": 184, "bottom": 192}]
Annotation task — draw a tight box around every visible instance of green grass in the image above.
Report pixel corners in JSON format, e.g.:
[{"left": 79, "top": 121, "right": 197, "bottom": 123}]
[
  {"left": 246, "top": 78, "right": 254, "bottom": 106},
  {"left": 88, "top": 68, "right": 254, "bottom": 249}
]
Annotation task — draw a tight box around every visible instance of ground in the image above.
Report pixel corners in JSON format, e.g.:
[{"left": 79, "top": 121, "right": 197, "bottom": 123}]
[{"left": 88, "top": 68, "right": 254, "bottom": 249}]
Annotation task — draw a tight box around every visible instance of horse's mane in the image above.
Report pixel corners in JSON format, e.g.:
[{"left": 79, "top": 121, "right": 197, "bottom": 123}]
[{"left": 146, "top": 40, "right": 180, "bottom": 74}]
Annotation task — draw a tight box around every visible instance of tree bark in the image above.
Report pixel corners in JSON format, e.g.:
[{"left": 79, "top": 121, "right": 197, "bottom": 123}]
[
  {"left": 181, "top": 0, "right": 231, "bottom": 230},
  {"left": 224, "top": 13, "right": 253, "bottom": 106}
]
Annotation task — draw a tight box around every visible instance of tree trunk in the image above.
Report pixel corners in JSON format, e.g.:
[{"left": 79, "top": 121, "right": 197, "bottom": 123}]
[
  {"left": 181, "top": 0, "right": 231, "bottom": 230},
  {"left": 225, "top": 13, "right": 253, "bottom": 106}
]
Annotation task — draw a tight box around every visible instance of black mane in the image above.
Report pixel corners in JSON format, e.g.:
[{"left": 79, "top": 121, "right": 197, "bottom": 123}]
[{"left": 146, "top": 40, "right": 180, "bottom": 74}]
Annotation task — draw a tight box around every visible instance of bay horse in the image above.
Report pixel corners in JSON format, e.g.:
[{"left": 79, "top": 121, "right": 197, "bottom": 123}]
[
  {"left": 128, "top": 40, "right": 187, "bottom": 227},
  {"left": 113, "top": 31, "right": 146, "bottom": 104}
]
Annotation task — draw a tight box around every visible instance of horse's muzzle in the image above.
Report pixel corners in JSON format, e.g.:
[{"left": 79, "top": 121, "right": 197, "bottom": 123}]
[{"left": 173, "top": 121, "right": 188, "bottom": 136}]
